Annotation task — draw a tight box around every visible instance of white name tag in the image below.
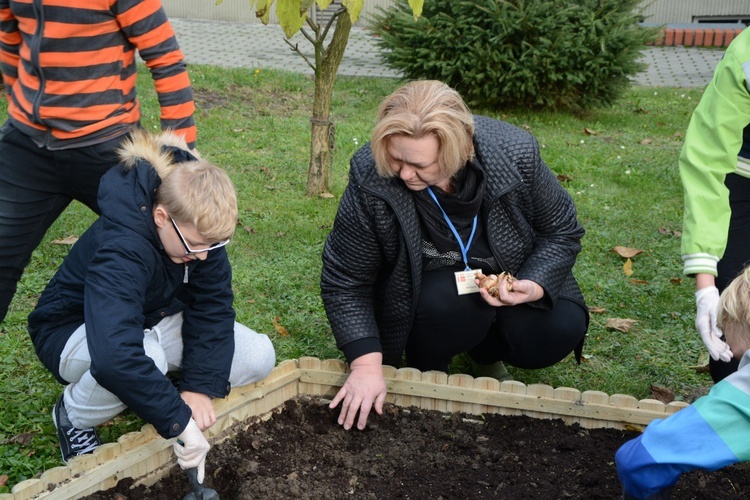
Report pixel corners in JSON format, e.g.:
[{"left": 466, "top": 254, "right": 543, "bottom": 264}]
[{"left": 455, "top": 269, "right": 481, "bottom": 295}]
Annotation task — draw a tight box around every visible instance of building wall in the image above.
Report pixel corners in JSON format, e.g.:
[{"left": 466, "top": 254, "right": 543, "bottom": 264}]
[
  {"left": 640, "top": 0, "right": 750, "bottom": 24},
  {"left": 162, "top": 0, "right": 750, "bottom": 27}
]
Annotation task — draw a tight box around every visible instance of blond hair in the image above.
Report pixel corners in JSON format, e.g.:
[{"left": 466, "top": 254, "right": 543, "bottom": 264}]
[
  {"left": 718, "top": 266, "right": 750, "bottom": 352},
  {"left": 155, "top": 160, "right": 238, "bottom": 243},
  {"left": 371, "top": 80, "right": 475, "bottom": 179},
  {"left": 117, "top": 130, "right": 238, "bottom": 243}
]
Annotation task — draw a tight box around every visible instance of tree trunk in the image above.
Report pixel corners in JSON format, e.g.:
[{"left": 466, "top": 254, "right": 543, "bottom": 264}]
[{"left": 306, "top": 10, "right": 352, "bottom": 196}]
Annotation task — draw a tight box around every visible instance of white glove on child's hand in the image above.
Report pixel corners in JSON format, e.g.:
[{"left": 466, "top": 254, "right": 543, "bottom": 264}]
[
  {"left": 174, "top": 418, "right": 210, "bottom": 483},
  {"left": 695, "top": 286, "right": 733, "bottom": 362}
]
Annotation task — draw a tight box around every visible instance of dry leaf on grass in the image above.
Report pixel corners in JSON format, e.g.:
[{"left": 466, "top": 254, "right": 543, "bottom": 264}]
[
  {"left": 9, "top": 433, "right": 34, "bottom": 446},
  {"left": 623, "top": 258, "right": 634, "bottom": 276},
  {"left": 670, "top": 277, "right": 682, "bottom": 285},
  {"left": 583, "top": 127, "right": 598, "bottom": 135},
  {"left": 649, "top": 384, "right": 675, "bottom": 404},
  {"left": 319, "top": 192, "right": 334, "bottom": 199},
  {"left": 557, "top": 174, "right": 573, "bottom": 182},
  {"left": 629, "top": 278, "right": 649, "bottom": 285},
  {"left": 51, "top": 235, "right": 78, "bottom": 245},
  {"left": 0, "top": 475, "right": 7, "bottom": 488},
  {"left": 588, "top": 306, "right": 606, "bottom": 314},
  {"left": 272, "top": 316, "right": 289, "bottom": 336},
  {"left": 613, "top": 246, "right": 644, "bottom": 259},
  {"left": 605, "top": 318, "right": 637, "bottom": 332}
]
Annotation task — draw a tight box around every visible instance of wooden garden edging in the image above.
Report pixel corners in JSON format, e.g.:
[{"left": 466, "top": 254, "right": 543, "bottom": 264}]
[{"left": 3, "top": 357, "right": 688, "bottom": 500}]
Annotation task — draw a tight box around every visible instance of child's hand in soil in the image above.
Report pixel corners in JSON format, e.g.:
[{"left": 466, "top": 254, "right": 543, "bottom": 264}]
[{"left": 330, "top": 352, "right": 387, "bottom": 431}]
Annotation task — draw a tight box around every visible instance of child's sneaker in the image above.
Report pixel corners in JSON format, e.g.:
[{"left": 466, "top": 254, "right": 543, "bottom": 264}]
[{"left": 52, "top": 395, "right": 101, "bottom": 463}]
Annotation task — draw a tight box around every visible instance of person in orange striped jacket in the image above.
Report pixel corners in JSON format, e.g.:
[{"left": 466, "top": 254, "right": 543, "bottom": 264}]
[{"left": 0, "top": 0, "right": 196, "bottom": 324}]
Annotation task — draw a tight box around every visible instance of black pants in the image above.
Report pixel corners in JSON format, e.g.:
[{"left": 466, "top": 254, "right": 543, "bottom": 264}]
[
  {"left": 0, "top": 122, "right": 127, "bottom": 324},
  {"left": 709, "top": 173, "right": 750, "bottom": 381},
  {"left": 405, "top": 269, "right": 588, "bottom": 373}
]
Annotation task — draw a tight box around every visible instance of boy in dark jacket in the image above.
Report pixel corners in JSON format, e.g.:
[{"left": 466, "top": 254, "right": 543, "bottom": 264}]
[{"left": 27, "top": 131, "right": 276, "bottom": 484}]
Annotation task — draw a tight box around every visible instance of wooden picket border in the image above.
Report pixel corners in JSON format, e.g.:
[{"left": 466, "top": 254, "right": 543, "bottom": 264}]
[{"left": 3, "top": 357, "right": 689, "bottom": 500}]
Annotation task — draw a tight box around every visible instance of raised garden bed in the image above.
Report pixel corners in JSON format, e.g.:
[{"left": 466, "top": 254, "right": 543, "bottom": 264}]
[{"left": 2, "top": 358, "right": 691, "bottom": 500}]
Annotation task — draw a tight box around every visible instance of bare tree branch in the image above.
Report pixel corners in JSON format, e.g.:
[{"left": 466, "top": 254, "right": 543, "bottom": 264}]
[{"left": 283, "top": 38, "right": 316, "bottom": 71}]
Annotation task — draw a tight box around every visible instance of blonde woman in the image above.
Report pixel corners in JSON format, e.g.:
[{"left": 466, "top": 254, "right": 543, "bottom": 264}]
[{"left": 321, "top": 80, "right": 588, "bottom": 431}]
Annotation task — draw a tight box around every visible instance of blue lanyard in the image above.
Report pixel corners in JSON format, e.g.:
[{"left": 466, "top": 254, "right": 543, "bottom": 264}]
[{"left": 426, "top": 187, "right": 477, "bottom": 271}]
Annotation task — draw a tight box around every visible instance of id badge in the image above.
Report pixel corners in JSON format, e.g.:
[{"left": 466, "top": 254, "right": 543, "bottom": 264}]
[{"left": 455, "top": 269, "right": 481, "bottom": 295}]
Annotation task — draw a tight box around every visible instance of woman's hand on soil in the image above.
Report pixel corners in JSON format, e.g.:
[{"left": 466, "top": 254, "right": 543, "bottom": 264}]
[
  {"left": 477, "top": 278, "right": 544, "bottom": 307},
  {"left": 330, "top": 352, "right": 387, "bottom": 431},
  {"left": 181, "top": 391, "right": 216, "bottom": 431}
]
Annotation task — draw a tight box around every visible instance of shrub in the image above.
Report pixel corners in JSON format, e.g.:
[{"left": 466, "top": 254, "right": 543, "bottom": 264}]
[{"left": 371, "top": 0, "right": 659, "bottom": 111}]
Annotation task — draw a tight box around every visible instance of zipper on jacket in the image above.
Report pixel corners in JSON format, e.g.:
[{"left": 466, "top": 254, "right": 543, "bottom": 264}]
[
  {"left": 30, "top": 0, "right": 46, "bottom": 126},
  {"left": 183, "top": 263, "right": 189, "bottom": 283}
]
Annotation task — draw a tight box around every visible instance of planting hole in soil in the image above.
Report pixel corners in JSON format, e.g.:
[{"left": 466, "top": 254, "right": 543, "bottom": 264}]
[{"left": 82, "top": 396, "right": 750, "bottom": 499}]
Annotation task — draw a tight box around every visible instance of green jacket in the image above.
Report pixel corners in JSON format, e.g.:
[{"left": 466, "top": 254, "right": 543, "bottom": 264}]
[{"left": 681, "top": 28, "right": 750, "bottom": 276}]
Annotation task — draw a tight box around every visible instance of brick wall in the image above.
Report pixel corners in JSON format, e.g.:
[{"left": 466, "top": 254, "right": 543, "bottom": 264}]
[{"left": 650, "top": 26, "right": 745, "bottom": 47}]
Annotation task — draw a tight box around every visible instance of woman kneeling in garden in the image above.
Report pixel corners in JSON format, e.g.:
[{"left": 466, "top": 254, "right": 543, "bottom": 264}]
[{"left": 320, "top": 80, "right": 589, "bottom": 430}]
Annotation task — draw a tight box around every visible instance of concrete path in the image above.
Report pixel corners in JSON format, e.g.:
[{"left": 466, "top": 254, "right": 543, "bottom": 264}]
[{"left": 171, "top": 18, "right": 724, "bottom": 88}]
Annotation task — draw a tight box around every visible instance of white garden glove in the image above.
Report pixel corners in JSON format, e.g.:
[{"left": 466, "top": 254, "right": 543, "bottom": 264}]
[
  {"left": 695, "top": 286, "right": 733, "bottom": 362},
  {"left": 173, "top": 418, "right": 210, "bottom": 483}
]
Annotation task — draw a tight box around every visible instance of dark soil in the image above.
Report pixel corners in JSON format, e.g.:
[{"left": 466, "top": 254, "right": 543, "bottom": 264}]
[{"left": 83, "top": 396, "right": 750, "bottom": 499}]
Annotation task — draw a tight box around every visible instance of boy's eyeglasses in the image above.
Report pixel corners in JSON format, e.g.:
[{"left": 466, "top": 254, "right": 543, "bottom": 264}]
[{"left": 169, "top": 215, "right": 230, "bottom": 255}]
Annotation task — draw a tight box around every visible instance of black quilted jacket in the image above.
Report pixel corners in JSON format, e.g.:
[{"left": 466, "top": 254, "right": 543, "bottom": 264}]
[{"left": 321, "top": 115, "right": 587, "bottom": 367}]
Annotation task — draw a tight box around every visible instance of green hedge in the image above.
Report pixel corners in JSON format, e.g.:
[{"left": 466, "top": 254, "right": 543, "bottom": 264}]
[{"left": 372, "top": 0, "right": 659, "bottom": 111}]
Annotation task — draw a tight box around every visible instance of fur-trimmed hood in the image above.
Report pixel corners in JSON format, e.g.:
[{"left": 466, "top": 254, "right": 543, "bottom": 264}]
[{"left": 117, "top": 129, "right": 200, "bottom": 177}]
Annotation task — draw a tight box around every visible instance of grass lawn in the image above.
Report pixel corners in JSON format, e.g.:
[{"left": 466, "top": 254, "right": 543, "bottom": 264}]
[{"left": 0, "top": 65, "right": 708, "bottom": 491}]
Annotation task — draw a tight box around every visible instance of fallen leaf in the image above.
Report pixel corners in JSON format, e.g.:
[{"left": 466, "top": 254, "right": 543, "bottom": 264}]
[
  {"left": 244, "top": 226, "right": 255, "bottom": 234},
  {"left": 52, "top": 235, "right": 78, "bottom": 245},
  {"left": 521, "top": 123, "right": 531, "bottom": 131},
  {"left": 277, "top": 232, "right": 286, "bottom": 237},
  {"left": 674, "top": 132, "right": 683, "bottom": 139},
  {"left": 623, "top": 258, "right": 634, "bottom": 276},
  {"left": 624, "top": 424, "right": 645, "bottom": 432},
  {"left": 272, "top": 316, "right": 289, "bottom": 336},
  {"left": 556, "top": 174, "right": 573, "bottom": 182},
  {"left": 613, "top": 246, "right": 644, "bottom": 258},
  {"left": 649, "top": 384, "right": 675, "bottom": 404},
  {"left": 583, "top": 127, "right": 598, "bottom": 136},
  {"left": 628, "top": 278, "right": 649, "bottom": 285},
  {"left": 0, "top": 475, "right": 7, "bottom": 487},
  {"left": 639, "top": 138, "right": 653, "bottom": 145},
  {"left": 588, "top": 306, "right": 606, "bottom": 314},
  {"left": 10, "top": 433, "right": 34, "bottom": 446},
  {"left": 670, "top": 277, "right": 682, "bottom": 285},
  {"left": 319, "top": 192, "right": 334, "bottom": 199},
  {"left": 634, "top": 107, "right": 649, "bottom": 114},
  {"left": 690, "top": 364, "right": 710, "bottom": 374},
  {"left": 605, "top": 318, "right": 637, "bottom": 332},
  {"left": 657, "top": 227, "right": 681, "bottom": 237}
]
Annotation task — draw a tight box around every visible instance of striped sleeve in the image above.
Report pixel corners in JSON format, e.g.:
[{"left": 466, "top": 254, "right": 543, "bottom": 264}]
[
  {"left": 0, "top": 0, "right": 20, "bottom": 90},
  {"left": 115, "top": 0, "right": 196, "bottom": 147},
  {"left": 616, "top": 361, "right": 750, "bottom": 498}
]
